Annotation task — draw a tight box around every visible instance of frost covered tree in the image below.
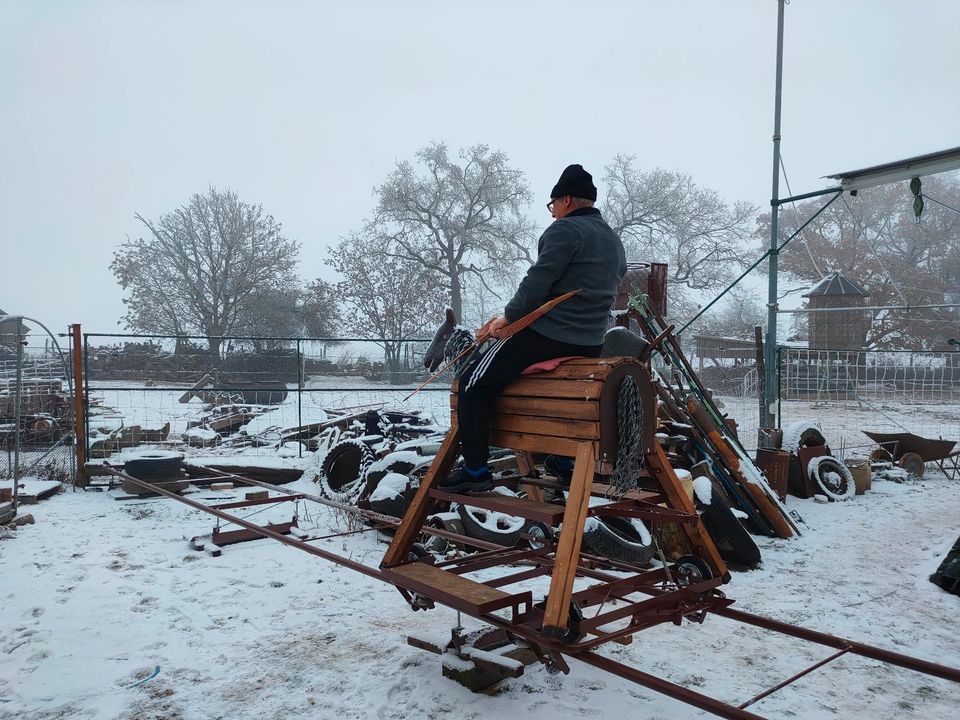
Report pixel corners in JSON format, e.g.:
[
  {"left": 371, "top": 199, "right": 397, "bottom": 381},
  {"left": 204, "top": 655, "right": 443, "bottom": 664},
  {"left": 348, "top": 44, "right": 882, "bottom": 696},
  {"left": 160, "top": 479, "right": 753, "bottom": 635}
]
[
  {"left": 112, "top": 187, "right": 300, "bottom": 356},
  {"left": 755, "top": 173, "right": 960, "bottom": 349},
  {"left": 601, "top": 155, "right": 756, "bottom": 317},
  {"left": 327, "top": 231, "right": 447, "bottom": 380},
  {"left": 371, "top": 142, "right": 536, "bottom": 322}
]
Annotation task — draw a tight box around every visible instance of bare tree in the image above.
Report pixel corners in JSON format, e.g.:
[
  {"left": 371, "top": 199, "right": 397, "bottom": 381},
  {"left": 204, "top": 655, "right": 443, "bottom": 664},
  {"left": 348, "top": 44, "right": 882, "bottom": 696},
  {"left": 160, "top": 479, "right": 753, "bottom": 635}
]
[
  {"left": 372, "top": 142, "right": 536, "bottom": 323},
  {"left": 111, "top": 187, "right": 300, "bottom": 356},
  {"left": 756, "top": 173, "right": 960, "bottom": 348},
  {"left": 602, "top": 155, "right": 757, "bottom": 313},
  {"left": 327, "top": 231, "right": 448, "bottom": 380},
  {"left": 301, "top": 279, "right": 340, "bottom": 339}
]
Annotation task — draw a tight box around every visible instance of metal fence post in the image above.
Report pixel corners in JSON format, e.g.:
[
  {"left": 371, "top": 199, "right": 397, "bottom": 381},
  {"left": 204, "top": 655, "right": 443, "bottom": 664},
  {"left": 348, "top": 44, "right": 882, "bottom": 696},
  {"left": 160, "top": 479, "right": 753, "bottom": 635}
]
[
  {"left": 71, "top": 324, "right": 87, "bottom": 487},
  {"left": 13, "top": 322, "right": 23, "bottom": 508},
  {"left": 297, "top": 338, "right": 303, "bottom": 459}
]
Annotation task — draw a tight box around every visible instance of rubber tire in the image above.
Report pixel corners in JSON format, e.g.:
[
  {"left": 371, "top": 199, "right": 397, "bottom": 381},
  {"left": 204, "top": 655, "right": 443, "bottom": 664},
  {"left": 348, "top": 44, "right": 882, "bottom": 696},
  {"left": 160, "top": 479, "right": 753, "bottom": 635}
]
[
  {"left": 798, "top": 427, "right": 826, "bottom": 448},
  {"left": 698, "top": 494, "right": 762, "bottom": 569},
  {"left": 898, "top": 451, "right": 925, "bottom": 479},
  {"left": 318, "top": 439, "right": 375, "bottom": 503},
  {"left": 673, "top": 554, "right": 714, "bottom": 586},
  {"left": 523, "top": 521, "right": 554, "bottom": 550},
  {"left": 582, "top": 516, "right": 655, "bottom": 567},
  {"left": 457, "top": 494, "right": 525, "bottom": 548},
  {"left": 808, "top": 455, "right": 853, "bottom": 499},
  {"left": 124, "top": 452, "right": 184, "bottom": 479},
  {"left": 534, "top": 598, "right": 585, "bottom": 645}
]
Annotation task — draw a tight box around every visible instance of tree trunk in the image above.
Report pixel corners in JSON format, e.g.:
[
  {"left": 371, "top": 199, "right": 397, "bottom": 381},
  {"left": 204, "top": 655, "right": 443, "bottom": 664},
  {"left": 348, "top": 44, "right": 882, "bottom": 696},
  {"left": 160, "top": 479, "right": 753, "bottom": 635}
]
[
  {"left": 207, "top": 336, "right": 222, "bottom": 366},
  {"left": 450, "top": 271, "right": 463, "bottom": 319}
]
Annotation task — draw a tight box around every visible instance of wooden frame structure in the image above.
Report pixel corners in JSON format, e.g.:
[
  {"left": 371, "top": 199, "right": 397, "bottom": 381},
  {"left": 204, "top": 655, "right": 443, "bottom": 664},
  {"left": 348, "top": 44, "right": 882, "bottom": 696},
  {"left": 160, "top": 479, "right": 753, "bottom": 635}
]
[{"left": 381, "top": 357, "right": 730, "bottom": 649}]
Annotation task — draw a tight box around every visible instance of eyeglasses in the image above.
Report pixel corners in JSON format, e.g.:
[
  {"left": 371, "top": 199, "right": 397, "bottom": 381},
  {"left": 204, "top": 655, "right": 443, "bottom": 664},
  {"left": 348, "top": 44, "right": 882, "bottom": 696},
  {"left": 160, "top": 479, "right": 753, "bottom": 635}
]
[{"left": 546, "top": 196, "right": 565, "bottom": 212}]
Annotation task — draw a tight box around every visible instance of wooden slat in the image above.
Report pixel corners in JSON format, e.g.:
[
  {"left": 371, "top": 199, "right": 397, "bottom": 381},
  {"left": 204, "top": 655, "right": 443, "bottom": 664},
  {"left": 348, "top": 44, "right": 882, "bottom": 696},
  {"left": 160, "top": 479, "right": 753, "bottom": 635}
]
[
  {"left": 542, "top": 442, "right": 595, "bottom": 635},
  {"left": 429, "top": 490, "right": 566, "bottom": 524},
  {"left": 489, "top": 430, "right": 595, "bottom": 457},
  {"left": 489, "top": 414, "right": 599, "bottom": 441},
  {"left": 498, "top": 378, "right": 603, "bottom": 400},
  {"left": 451, "top": 394, "right": 599, "bottom": 421},
  {"left": 590, "top": 482, "right": 662, "bottom": 504},
  {"left": 383, "top": 561, "right": 515, "bottom": 615},
  {"left": 647, "top": 443, "right": 728, "bottom": 580}
]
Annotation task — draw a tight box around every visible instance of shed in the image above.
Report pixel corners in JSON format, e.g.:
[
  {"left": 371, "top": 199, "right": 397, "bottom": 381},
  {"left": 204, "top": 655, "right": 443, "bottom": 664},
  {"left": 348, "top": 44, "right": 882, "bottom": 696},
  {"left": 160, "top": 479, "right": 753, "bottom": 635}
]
[{"left": 802, "top": 273, "right": 870, "bottom": 350}]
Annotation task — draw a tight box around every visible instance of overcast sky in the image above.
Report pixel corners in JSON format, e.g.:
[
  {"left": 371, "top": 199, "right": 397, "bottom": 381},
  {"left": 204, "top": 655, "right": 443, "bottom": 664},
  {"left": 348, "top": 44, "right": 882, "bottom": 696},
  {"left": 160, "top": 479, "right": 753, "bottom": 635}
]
[{"left": 1, "top": 0, "right": 958, "bottom": 337}]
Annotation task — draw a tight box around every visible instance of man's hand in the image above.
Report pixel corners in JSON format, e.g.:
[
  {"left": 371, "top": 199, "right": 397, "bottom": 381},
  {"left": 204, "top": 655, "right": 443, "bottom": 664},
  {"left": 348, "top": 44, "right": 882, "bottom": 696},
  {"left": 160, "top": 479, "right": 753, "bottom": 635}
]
[
  {"left": 477, "top": 314, "right": 510, "bottom": 341},
  {"left": 488, "top": 315, "right": 510, "bottom": 338}
]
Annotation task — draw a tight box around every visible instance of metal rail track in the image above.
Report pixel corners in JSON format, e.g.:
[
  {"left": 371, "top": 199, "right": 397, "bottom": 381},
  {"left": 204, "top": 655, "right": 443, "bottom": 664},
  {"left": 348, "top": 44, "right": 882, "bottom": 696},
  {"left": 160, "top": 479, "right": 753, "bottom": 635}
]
[{"left": 95, "top": 465, "right": 960, "bottom": 719}]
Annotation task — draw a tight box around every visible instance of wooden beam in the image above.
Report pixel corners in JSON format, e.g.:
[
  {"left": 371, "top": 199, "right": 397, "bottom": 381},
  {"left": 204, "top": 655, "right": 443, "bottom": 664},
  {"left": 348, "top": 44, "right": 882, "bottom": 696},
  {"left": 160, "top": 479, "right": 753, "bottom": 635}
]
[{"left": 542, "top": 441, "right": 595, "bottom": 636}]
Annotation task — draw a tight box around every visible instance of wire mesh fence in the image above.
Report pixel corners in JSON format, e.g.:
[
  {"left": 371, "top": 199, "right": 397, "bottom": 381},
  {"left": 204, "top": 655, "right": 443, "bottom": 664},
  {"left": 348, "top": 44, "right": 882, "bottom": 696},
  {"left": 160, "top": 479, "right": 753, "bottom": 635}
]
[
  {"left": 0, "top": 333, "right": 76, "bottom": 497},
  {"left": 81, "top": 332, "right": 960, "bottom": 467},
  {"left": 775, "top": 347, "right": 960, "bottom": 457},
  {"left": 82, "top": 333, "right": 451, "bottom": 463}
]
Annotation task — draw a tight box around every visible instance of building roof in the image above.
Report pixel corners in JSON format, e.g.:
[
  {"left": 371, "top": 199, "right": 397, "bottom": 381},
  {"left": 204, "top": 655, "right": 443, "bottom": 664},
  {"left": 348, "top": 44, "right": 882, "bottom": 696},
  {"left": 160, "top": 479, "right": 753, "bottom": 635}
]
[{"left": 802, "top": 272, "right": 869, "bottom": 298}]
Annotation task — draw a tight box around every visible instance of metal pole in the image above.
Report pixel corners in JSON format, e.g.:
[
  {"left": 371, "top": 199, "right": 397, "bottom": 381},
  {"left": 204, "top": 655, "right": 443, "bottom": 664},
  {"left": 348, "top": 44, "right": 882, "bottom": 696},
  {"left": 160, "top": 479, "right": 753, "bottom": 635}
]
[
  {"left": 83, "top": 333, "right": 90, "bottom": 464},
  {"left": 13, "top": 321, "right": 23, "bottom": 508},
  {"left": 71, "top": 325, "right": 86, "bottom": 487},
  {"left": 296, "top": 338, "right": 303, "bottom": 459},
  {"left": 764, "top": 0, "right": 786, "bottom": 430}
]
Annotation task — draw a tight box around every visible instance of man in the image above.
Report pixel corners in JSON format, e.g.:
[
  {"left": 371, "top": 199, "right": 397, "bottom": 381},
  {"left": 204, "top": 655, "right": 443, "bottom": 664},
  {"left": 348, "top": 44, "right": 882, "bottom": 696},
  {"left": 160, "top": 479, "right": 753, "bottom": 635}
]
[{"left": 442, "top": 163, "right": 627, "bottom": 492}]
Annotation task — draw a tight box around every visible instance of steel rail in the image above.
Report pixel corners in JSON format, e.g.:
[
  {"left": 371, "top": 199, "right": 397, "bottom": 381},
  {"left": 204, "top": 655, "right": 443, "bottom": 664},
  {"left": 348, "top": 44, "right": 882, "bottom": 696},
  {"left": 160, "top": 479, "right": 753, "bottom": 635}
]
[
  {"left": 97, "top": 466, "right": 960, "bottom": 718},
  {"left": 574, "top": 651, "right": 765, "bottom": 720},
  {"left": 713, "top": 606, "right": 960, "bottom": 684}
]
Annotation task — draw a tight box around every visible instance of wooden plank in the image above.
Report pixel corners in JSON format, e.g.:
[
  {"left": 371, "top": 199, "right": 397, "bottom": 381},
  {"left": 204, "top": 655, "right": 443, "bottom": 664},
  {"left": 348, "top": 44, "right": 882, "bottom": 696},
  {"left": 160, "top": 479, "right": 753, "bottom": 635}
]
[
  {"left": 489, "top": 415, "right": 599, "bottom": 441},
  {"left": 381, "top": 426, "right": 461, "bottom": 567},
  {"left": 429, "top": 490, "right": 566, "bottom": 524},
  {"left": 451, "top": 394, "right": 599, "bottom": 421},
  {"left": 590, "top": 482, "right": 661, "bottom": 504},
  {"left": 499, "top": 378, "right": 603, "bottom": 400},
  {"left": 542, "top": 442, "right": 595, "bottom": 636},
  {"left": 647, "top": 443, "right": 728, "bottom": 580},
  {"left": 489, "top": 430, "right": 594, "bottom": 457},
  {"left": 383, "top": 561, "right": 514, "bottom": 614},
  {"left": 178, "top": 373, "right": 214, "bottom": 403},
  {"left": 211, "top": 520, "right": 296, "bottom": 546}
]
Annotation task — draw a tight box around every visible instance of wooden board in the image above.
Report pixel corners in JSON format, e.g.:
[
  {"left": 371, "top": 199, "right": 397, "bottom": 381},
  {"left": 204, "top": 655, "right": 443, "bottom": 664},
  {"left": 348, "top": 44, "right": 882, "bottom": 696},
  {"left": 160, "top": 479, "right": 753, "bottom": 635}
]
[
  {"left": 542, "top": 442, "right": 595, "bottom": 635},
  {"left": 451, "top": 394, "right": 599, "bottom": 421},
  {"left": 489, "top": 415, "right": 599, "bottom": 441},
  {"left": 383, "top": 561, "right": 515, "bottom": 615}
]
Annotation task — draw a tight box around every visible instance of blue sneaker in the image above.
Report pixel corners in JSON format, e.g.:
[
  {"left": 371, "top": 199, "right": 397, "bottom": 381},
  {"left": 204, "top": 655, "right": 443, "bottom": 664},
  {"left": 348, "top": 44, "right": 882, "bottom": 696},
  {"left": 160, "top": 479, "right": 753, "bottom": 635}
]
[
  {"left": 544, "top": 455, "right": 574, "bottom": 485},
  {"left": 438, "top": 466, "right": 493, "bottom": 493}
]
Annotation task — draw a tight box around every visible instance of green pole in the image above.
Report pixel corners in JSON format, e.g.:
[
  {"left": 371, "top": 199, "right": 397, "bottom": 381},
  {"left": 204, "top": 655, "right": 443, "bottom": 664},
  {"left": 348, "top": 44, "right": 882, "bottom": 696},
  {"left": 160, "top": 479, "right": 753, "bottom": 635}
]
[{"left": 764, "top": 0, "right": 786, "bottom": 430}]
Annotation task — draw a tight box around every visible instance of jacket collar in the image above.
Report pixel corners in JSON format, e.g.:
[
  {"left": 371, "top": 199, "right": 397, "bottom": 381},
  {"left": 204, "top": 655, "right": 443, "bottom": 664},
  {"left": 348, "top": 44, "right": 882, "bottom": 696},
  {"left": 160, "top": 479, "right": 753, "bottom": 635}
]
[{"left": 566, "top": 207, "right": 601, "bottom": 218}]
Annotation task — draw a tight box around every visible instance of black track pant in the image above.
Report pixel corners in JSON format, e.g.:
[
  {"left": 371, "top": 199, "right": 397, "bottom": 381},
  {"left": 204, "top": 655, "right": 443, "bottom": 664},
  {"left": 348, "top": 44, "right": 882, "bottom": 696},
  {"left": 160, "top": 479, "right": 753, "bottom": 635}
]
[{"left": 457, "top": 327, "right": 603, "bottom": 469}]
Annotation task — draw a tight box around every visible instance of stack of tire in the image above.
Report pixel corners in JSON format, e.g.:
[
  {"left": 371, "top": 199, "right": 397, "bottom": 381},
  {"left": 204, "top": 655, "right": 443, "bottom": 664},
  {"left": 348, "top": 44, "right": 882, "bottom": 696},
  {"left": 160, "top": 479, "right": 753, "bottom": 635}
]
[{"left": 122, "top": 451, "right": 187, "bottom": 495}]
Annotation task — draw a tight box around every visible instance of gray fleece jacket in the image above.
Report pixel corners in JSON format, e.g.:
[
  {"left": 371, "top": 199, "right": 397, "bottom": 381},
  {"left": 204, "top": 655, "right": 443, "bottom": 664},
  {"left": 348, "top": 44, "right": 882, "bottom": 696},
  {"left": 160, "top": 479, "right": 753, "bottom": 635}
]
[{"left": 504, "top": 207, "right": 626, "bottom": 346}]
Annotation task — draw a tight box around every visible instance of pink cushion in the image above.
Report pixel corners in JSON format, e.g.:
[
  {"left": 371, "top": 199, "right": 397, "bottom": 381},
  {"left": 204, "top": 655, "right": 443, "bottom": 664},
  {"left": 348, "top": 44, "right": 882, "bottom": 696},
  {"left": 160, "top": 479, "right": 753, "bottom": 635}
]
[{"left": 519, "top": 356, "right": 585, "bottom": 375}]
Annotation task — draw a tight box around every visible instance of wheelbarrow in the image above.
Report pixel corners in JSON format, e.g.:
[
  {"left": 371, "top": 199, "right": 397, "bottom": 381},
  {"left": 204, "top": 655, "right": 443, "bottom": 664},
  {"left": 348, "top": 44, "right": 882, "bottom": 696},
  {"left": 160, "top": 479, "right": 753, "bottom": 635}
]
[{"left": 862, "top": 431, "right": 960, "bottom": 479}]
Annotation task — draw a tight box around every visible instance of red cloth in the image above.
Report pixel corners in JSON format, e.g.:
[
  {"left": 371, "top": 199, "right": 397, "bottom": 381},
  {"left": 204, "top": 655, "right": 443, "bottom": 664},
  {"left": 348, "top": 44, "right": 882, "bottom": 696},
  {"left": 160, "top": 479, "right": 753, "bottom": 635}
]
[{"left": 519, "top": 356, "right": 585, "bottom": 375}]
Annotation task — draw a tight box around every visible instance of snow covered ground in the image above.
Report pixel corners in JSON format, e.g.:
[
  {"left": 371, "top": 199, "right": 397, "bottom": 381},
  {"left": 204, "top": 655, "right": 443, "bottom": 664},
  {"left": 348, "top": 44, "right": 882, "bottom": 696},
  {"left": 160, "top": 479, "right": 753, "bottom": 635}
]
[{"left": 2, "top": 467, "right": 959, "bottom": 719}]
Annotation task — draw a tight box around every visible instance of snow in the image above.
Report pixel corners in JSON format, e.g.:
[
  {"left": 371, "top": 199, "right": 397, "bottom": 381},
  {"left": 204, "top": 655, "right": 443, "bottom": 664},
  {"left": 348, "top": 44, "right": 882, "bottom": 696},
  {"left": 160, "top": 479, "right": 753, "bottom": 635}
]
[
  {"left": 368, "top": 473, "right": 409, "bottom": 502},
  {"left": 782, "top": 420, "right": 821, "bottom": 451},
  {"left": 693, "top": 475, "right": 713, "bottom": 505},
  {"left": 1, "top": 471, "right": 959, "bottom": 718}
]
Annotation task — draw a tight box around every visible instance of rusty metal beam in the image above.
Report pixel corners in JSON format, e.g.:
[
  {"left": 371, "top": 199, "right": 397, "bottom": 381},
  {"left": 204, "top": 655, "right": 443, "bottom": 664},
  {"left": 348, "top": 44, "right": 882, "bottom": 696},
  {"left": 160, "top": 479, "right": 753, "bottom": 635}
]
[
  {"left": 714, "top": 606, "right": 960, "bottom": 684},
  {"left": 573, "top": 651, "right": 765, "bottom": 720}
]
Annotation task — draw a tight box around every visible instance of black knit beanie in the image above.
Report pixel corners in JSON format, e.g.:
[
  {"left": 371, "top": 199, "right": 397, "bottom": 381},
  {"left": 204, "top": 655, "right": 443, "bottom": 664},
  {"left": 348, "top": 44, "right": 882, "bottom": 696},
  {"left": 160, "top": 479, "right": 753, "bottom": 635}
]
[{"left": 550, "top": 164, "right": 597, "bottom": 201}]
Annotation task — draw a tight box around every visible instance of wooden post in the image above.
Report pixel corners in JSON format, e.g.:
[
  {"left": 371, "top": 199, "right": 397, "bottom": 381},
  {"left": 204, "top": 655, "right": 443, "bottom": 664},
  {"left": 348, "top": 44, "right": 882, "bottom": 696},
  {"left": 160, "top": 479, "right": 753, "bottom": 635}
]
[
  {"left": 71, "top": 324, "right": 87, "bottom": 488},
  {"left": 381, "top": 424, "right": 461, "bottom": 567},
  {"left": 541, "top": 441, "right": 595, "bottom": 636}
]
